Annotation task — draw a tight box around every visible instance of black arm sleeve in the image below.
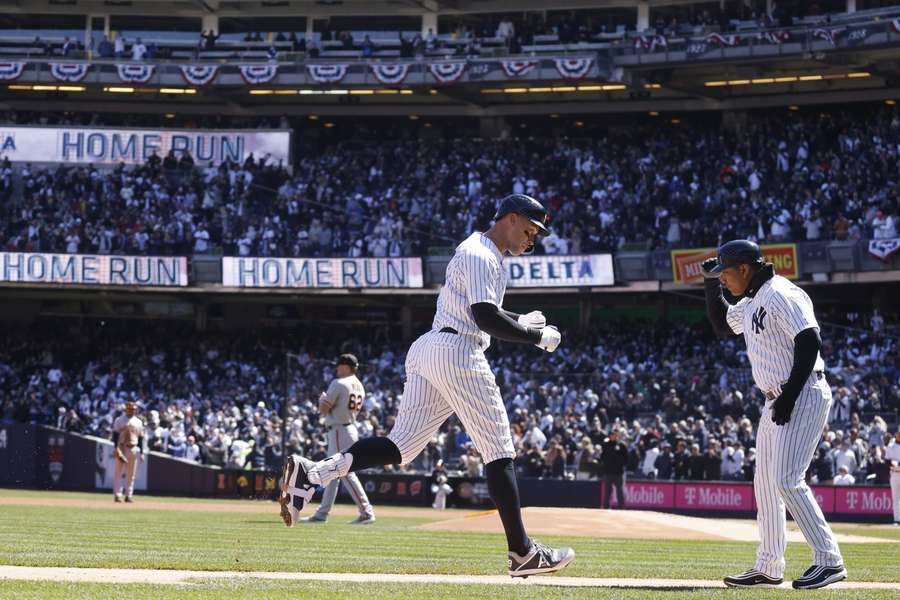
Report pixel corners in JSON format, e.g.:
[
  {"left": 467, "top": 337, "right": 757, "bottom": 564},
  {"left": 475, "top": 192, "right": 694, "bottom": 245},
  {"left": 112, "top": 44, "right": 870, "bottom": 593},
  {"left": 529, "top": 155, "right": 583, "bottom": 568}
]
[
  {"left": 703, "top": 279, "right": 735, "bottom": 339},
  {"left": 471, "top": 303, "right": 542, "bottom": 344},
  {"left": 779, "top": 327, "right": 821, "bottom": 400},
  {"left": 501, "top": 308, "right": 521, "bottom": 321},
  {"left": 112, "top": 432, "right": 119, "bottom": 445}
]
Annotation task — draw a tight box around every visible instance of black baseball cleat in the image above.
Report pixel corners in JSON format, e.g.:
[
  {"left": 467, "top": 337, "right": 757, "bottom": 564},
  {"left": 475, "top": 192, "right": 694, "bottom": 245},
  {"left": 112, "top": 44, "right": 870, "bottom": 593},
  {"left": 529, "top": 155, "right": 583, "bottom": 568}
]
[
  {"left": 508, "top": 540, "right": 575, "bottom": 578},
  {"left": 278, "top": 454, "right": 317, "bottom": 528},
  {"left": 723, "top": 569, "right": 783, "bottom": 588},
  {"left": 792, "top": 565, "right": 847, "bottom": 589}
]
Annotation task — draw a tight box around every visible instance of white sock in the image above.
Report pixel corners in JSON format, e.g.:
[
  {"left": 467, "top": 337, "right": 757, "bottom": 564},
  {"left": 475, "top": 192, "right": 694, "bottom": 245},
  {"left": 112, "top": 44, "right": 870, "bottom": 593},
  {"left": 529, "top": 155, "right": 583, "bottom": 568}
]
[{"left": 308, "top": 452, "right": 353, "bottom": 487}]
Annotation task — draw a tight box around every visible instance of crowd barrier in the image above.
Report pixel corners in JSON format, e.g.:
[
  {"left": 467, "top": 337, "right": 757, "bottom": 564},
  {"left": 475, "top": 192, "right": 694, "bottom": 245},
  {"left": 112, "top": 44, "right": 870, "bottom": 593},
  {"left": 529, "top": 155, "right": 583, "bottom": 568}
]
[{"left": 0, "top": 425, "right": 893, "bottom": 521}]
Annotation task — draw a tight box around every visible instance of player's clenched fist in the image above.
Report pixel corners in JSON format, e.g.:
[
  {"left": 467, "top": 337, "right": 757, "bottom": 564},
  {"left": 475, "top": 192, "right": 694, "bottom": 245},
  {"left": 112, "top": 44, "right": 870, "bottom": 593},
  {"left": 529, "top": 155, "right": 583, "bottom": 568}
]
[
  {"left": 700, "top": 257, "right": 720, "bottom": 279},
  {"left": 517, "top": 310, "right": 546, "bottom": 329},
  {"left": 536, "top": 325, "right": 561, "bottom": 352}
]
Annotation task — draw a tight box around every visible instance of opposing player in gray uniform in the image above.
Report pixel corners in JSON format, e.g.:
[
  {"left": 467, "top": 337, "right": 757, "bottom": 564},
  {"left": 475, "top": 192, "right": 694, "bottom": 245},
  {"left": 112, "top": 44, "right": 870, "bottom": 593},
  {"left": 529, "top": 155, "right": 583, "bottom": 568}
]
[
  {"left": 301, "top": 353, "right": 375, "bottom": 524},
  {"left": 279, "top": 194, "right": 575, "bottom": 578},
  {"left": 703, "top": 240, "right": 846, "bottom": 590}
]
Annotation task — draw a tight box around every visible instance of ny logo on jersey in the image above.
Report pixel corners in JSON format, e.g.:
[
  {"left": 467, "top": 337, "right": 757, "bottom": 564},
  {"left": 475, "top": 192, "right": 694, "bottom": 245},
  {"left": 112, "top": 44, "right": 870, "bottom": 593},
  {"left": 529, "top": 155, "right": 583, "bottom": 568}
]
[{"left": 751, "top": 306, "right": 767, "bottom": 334}]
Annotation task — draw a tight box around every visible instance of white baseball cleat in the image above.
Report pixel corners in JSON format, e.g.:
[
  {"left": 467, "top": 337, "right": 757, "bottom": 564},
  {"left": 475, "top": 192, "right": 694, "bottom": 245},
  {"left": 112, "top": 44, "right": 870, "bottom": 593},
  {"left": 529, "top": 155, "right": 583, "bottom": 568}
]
[{"left": 278, "top": 454, "right": 317, "bottom": 528}]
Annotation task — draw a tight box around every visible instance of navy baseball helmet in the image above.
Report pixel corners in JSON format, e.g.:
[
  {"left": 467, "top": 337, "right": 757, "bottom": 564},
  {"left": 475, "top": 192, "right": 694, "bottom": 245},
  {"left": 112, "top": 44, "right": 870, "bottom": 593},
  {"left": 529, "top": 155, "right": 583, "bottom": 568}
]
[
  {"left": 336, "top": 353, "right": 358, "bottom": 370},
  {"left": 494, "top": 194, "right": 550, "bottom": 235},
  {"left": 708, "top": 239, "right": 764, "bottom": 274}
]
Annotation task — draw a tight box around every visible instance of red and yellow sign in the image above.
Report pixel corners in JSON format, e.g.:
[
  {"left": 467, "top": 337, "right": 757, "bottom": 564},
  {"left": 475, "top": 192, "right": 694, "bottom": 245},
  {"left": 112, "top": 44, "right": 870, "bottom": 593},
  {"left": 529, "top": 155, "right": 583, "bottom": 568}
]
[{"left": 671, "top": 243, "right": 798, "bottom": 284}]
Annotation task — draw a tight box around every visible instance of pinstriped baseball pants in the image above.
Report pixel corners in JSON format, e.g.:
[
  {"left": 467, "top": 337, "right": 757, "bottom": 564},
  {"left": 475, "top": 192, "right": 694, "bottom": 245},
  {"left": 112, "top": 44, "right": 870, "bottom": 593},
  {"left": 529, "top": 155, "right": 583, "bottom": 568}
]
[
  {"left": 314, "top": 424, "right": 374, "bottom": 519},
  {"left": 388, "top": 331, "right": 516, "bottom": 465},
  {"left": 754, "top": 380, "right": 843, "bottom": 577}
]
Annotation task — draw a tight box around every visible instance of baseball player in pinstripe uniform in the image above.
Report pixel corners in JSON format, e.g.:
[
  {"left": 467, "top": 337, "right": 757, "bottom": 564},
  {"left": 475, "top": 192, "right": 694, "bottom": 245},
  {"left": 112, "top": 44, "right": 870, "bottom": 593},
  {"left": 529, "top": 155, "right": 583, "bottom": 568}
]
[
  {"left": 300, "top": 353, "right": 376, "bottom": 524},
  {"left": 279, "top": 194, "right": 575, "bottom": 578},
  {"left": 703, "top": 240, "right": 846, "bottom": 590}
]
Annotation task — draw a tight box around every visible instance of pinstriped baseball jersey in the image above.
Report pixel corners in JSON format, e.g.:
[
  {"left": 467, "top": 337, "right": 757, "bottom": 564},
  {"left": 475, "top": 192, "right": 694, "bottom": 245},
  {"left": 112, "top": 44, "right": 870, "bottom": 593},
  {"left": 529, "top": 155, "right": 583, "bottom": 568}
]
[
  {"left": 725, "top": 275, "right": 825, "bottom": 393},
  {"left": 431, "top": 232, "right": 506, "bottom": 350},
  {"left": 322, "top": 375, "right": 364, "bottom": 427}
]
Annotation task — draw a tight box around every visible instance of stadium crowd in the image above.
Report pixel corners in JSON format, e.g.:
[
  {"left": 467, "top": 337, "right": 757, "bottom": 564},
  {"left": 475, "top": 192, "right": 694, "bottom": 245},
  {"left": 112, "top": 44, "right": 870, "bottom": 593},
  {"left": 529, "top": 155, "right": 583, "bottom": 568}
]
[
  {"left": 1, "top": 310, "right": 895, "bottom": 485},
  {"left": 1, "top": 105, "right": 898, "bottom": 258}
]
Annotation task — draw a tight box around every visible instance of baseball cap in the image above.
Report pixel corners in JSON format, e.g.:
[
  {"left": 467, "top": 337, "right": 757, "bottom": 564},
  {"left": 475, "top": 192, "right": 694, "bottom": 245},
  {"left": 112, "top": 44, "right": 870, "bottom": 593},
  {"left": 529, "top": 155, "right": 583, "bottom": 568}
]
[{"left": 336, "top": 353, "right": 359, "bottom": 370}]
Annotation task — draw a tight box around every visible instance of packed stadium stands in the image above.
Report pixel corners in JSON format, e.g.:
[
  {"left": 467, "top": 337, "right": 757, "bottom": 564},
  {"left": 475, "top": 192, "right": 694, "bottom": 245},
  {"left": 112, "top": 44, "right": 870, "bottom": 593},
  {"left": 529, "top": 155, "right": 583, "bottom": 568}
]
[{"left": 1, "top": 104, "right": 897, "bottom": 257}]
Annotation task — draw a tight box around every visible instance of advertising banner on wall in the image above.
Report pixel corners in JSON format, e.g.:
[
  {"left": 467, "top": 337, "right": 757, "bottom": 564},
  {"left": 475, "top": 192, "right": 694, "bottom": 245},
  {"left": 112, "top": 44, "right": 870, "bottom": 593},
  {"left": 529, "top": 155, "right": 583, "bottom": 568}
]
[
  {"left": 0, "top": 125, "right": 291, "bottom": 167},
  {"left": 0, "top": 252, "right": 188, "bottom": 286},
  {"left": 671, "top": 243, "right": 798, "bottom": 283},
  {"left": 504, "top": 254, "right": 614, "bottom": 287},
  {"left": 222, "top": 256, "right": 423, "bottom": 289}
]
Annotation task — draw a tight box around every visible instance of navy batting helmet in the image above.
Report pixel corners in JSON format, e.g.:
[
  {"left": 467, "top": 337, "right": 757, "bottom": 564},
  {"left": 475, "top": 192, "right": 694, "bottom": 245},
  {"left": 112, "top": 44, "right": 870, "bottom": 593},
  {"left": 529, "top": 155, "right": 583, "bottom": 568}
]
[
  {"left": 494, "top": 194, "right": 550, "bottom": 235},
  {"left": 708, "top": 239, "right": 764, "bottom": 274}
]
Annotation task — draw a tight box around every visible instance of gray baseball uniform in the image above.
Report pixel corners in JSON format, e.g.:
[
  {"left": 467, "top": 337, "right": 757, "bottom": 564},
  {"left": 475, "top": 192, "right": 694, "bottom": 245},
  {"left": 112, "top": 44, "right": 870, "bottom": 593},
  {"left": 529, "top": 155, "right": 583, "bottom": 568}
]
[
  {"left": 313, "top": 374, "right": 374, "bottom": 520},
  {"left": 726, "top": 274, "right": 843, "bottom": 578}
]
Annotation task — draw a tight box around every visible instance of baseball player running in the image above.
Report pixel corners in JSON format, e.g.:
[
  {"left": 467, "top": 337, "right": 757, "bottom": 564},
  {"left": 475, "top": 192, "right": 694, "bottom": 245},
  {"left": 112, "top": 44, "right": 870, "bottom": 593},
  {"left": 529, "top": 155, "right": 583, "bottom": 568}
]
[
  {"left": 111, "top": 401, "right": 145, "bottom": 503},
  {"left": 703, "top": 240, "right": 845, "bottom": 590},
  {"left": 301, "top": 353, "right": 376, "bottom": 524},
  {"left": 279, "top": 194, "right": 574, "bottom": 577}
]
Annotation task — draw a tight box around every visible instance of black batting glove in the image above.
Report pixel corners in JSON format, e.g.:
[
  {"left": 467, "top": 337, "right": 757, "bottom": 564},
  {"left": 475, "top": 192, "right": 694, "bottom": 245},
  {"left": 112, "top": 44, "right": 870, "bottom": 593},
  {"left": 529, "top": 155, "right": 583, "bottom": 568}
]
[
  {"left": 771, "top": 393, "right": 798, "bottom": 426},
  {"left": 700, "top": 257, "right": 719, "bottom": 279}
]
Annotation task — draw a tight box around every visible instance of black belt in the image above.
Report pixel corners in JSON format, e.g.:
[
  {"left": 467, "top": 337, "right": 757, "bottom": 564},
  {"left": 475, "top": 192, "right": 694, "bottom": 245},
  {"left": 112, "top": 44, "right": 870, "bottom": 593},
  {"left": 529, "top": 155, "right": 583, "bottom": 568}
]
[
  {"left": 327, "top": 422, "right": 352, "bottom": 428},
  {"left": 439, "top": 327, "right": 458, "bottom": 334}
]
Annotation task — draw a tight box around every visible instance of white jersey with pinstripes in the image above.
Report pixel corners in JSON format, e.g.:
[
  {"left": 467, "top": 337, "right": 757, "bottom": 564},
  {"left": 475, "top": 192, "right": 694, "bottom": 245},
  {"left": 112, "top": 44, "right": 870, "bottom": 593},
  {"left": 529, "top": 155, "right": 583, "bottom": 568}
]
[
  {"left": 386, "top": 231, "right": 516, "bottom": 466},
  {"left": 725, "top": 274, "right": 825, "bottom": 393},
  {"left": 431, "top": 232, "right": 506, "bottom": 350}
]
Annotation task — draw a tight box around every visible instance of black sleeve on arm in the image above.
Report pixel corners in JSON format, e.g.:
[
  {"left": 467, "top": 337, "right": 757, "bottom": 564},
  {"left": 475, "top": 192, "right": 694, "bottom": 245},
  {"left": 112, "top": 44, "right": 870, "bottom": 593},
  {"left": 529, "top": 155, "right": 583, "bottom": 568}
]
[
  {"left": 780, "top": 327, "right": 821, "bottom": 399},
  {"left": 501, "top": 308, "right": 521, "bottom": 321},
  {"left": 704, "top": 279, "right": 735, "bottom": 339},
  {"left": 471, "top": 303, "right": 542, "bottom": 344},
  {"left": 112, "top": 432, "right": 119, "bottom": 445}
]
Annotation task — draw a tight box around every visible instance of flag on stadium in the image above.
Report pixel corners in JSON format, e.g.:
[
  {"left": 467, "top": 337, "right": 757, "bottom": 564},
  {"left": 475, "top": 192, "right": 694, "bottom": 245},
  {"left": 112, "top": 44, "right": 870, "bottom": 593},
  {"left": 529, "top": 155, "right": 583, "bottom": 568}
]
[
  {"left": 812, "top": 28, "right": 844, "bottom": 46},
  {"left": 706, "top": 33, "right": 740, "bottom": 47},
  {"left": 307, "top": 63, "right": 349, "bottom": 84},
  {"left": 370, "top": 63, "right": 410, "bottom": 85},
  {"left": 0, "top": 61, "right": 25, "bottom": 81},
  {"left": 49, "top": 62, "right": 90, "bottom": 82},
  {"left": 756, "top": 30, "right": 790, "bottom": 44},
  {"left": 180, "top": 65, "right": 219, "bottom": 86},
  {"left": 868, "top": 238, "right": 900, "bottom": 261},
  {"left": 239, "top": 64, "right": 278, "bottom": 85},
  {"left": 501, "top": 60, "right": 538, "bottom": 78},
  {"left": 428, "top": 61, "right": 466, "bottom": 84},
  {"left": 116, "top": 63, "right": 155, "bottom": 83},
  {"left": 554, "top": 57, "right": 594, "bottom": 79},
  {"left": 633, "top": 35, "right": 667, "bottom": 52}
]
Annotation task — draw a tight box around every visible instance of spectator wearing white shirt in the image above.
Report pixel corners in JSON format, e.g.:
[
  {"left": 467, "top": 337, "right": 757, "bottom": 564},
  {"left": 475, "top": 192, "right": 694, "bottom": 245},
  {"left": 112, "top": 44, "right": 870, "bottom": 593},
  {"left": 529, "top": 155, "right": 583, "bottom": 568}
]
[
  {"left": 834, "top": 440, "right": 858, "bottom": 476},
  {"left": 114, "top": 35, "right": 125, "bottom": 57},
  {"left": 131, "top": 37, "right": 147, "bottom": 61},
  {"left": 833, "top": 466, "right": 855, "bottom": 486},
  {"left": 193, "top": 225, "right": 210, "bottom": 253}
]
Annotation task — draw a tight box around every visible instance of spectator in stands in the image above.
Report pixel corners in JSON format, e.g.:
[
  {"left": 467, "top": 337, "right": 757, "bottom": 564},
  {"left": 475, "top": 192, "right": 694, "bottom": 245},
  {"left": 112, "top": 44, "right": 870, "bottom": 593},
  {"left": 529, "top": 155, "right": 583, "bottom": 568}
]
[
  {"left": 114, "top": 35, "right": 126, "bottom": 58},
  {"left": 833, "top": 465, "right": 855, "bottom": 486},
  {"left": 361, "top": 35, "right": 375, "bottom": 58},
  {"left": 721, "top": 439, "right": 744, "bottom": 481},
  {"left": 97, "top": 35, "right": 114, "bottom": 59},
  {"left": 201, "top": 30, "right": 219, "bottom": 51},
  {"left": 31, "top": 36, "right": 48, "bottom": 56},
  {"left": 61, "top": 36, "right": 75, "bottom": 57},
  {"left": 131, "top": 37, "right": 147, "bottom": 61}
]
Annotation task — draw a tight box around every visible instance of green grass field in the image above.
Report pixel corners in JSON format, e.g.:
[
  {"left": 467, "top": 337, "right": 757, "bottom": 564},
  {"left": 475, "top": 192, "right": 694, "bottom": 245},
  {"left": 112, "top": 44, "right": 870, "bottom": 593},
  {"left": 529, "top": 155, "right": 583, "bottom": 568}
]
[{"left": 0, "top": 489, "right": 897, "bottom": 599}]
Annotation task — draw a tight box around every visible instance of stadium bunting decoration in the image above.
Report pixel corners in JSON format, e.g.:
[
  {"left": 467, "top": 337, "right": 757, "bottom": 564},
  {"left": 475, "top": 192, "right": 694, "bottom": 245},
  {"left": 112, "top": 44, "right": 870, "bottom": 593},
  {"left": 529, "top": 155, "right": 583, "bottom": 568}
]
[
  {"left": 370, "top": 63, "right": 409, "bottom": 85},
  {"left": 307, "top": 63, "right": 349, "bottom": 84},
  {"left": 49, "top": 62, "right": 90, "bottom": 82},
  {"left": 501, "top": 59, "right": 538, "bottom": 78},
  {"left": 706, "top": 33, "right": 740, "bottom": 47},
  {"left": 116, "top": 63, "right": 155, "bottom": 83},
  {"left": 553, "top": 57, "right": 594, "bottom": 79},
  {"left": 812, "top": 28, "right": 844, "bottom": 46},
  {"left": 756, "top": 30, "right": 790, "bottom": 44},
  {"left": 180, "top": 65, "right": 219, "bottom": 86},
  {"left": 868, "top": 238, "right": 900, "bottom": 262},
  {"left": 633, "top": 35, "right": 667, "bottom": 52},
  {"left": 0, "top": 61, "right": 25, "bottom": 80},
  {"left": 239, "top": 64, "right": 278, "bottom": 85},
  {"left": 428, "top": 61, "right": 466, "bottom": 84}
]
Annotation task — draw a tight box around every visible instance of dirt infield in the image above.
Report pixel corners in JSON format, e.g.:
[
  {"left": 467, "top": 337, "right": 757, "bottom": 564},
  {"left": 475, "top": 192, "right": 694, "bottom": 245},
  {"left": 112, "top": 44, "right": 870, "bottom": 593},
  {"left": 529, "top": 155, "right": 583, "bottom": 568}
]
[
  {"left": 2, "top": 494, "right": 890, "bottom": 545},
  {"left": 1, "top": 565, "right": 899, "bottom": 590}
]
